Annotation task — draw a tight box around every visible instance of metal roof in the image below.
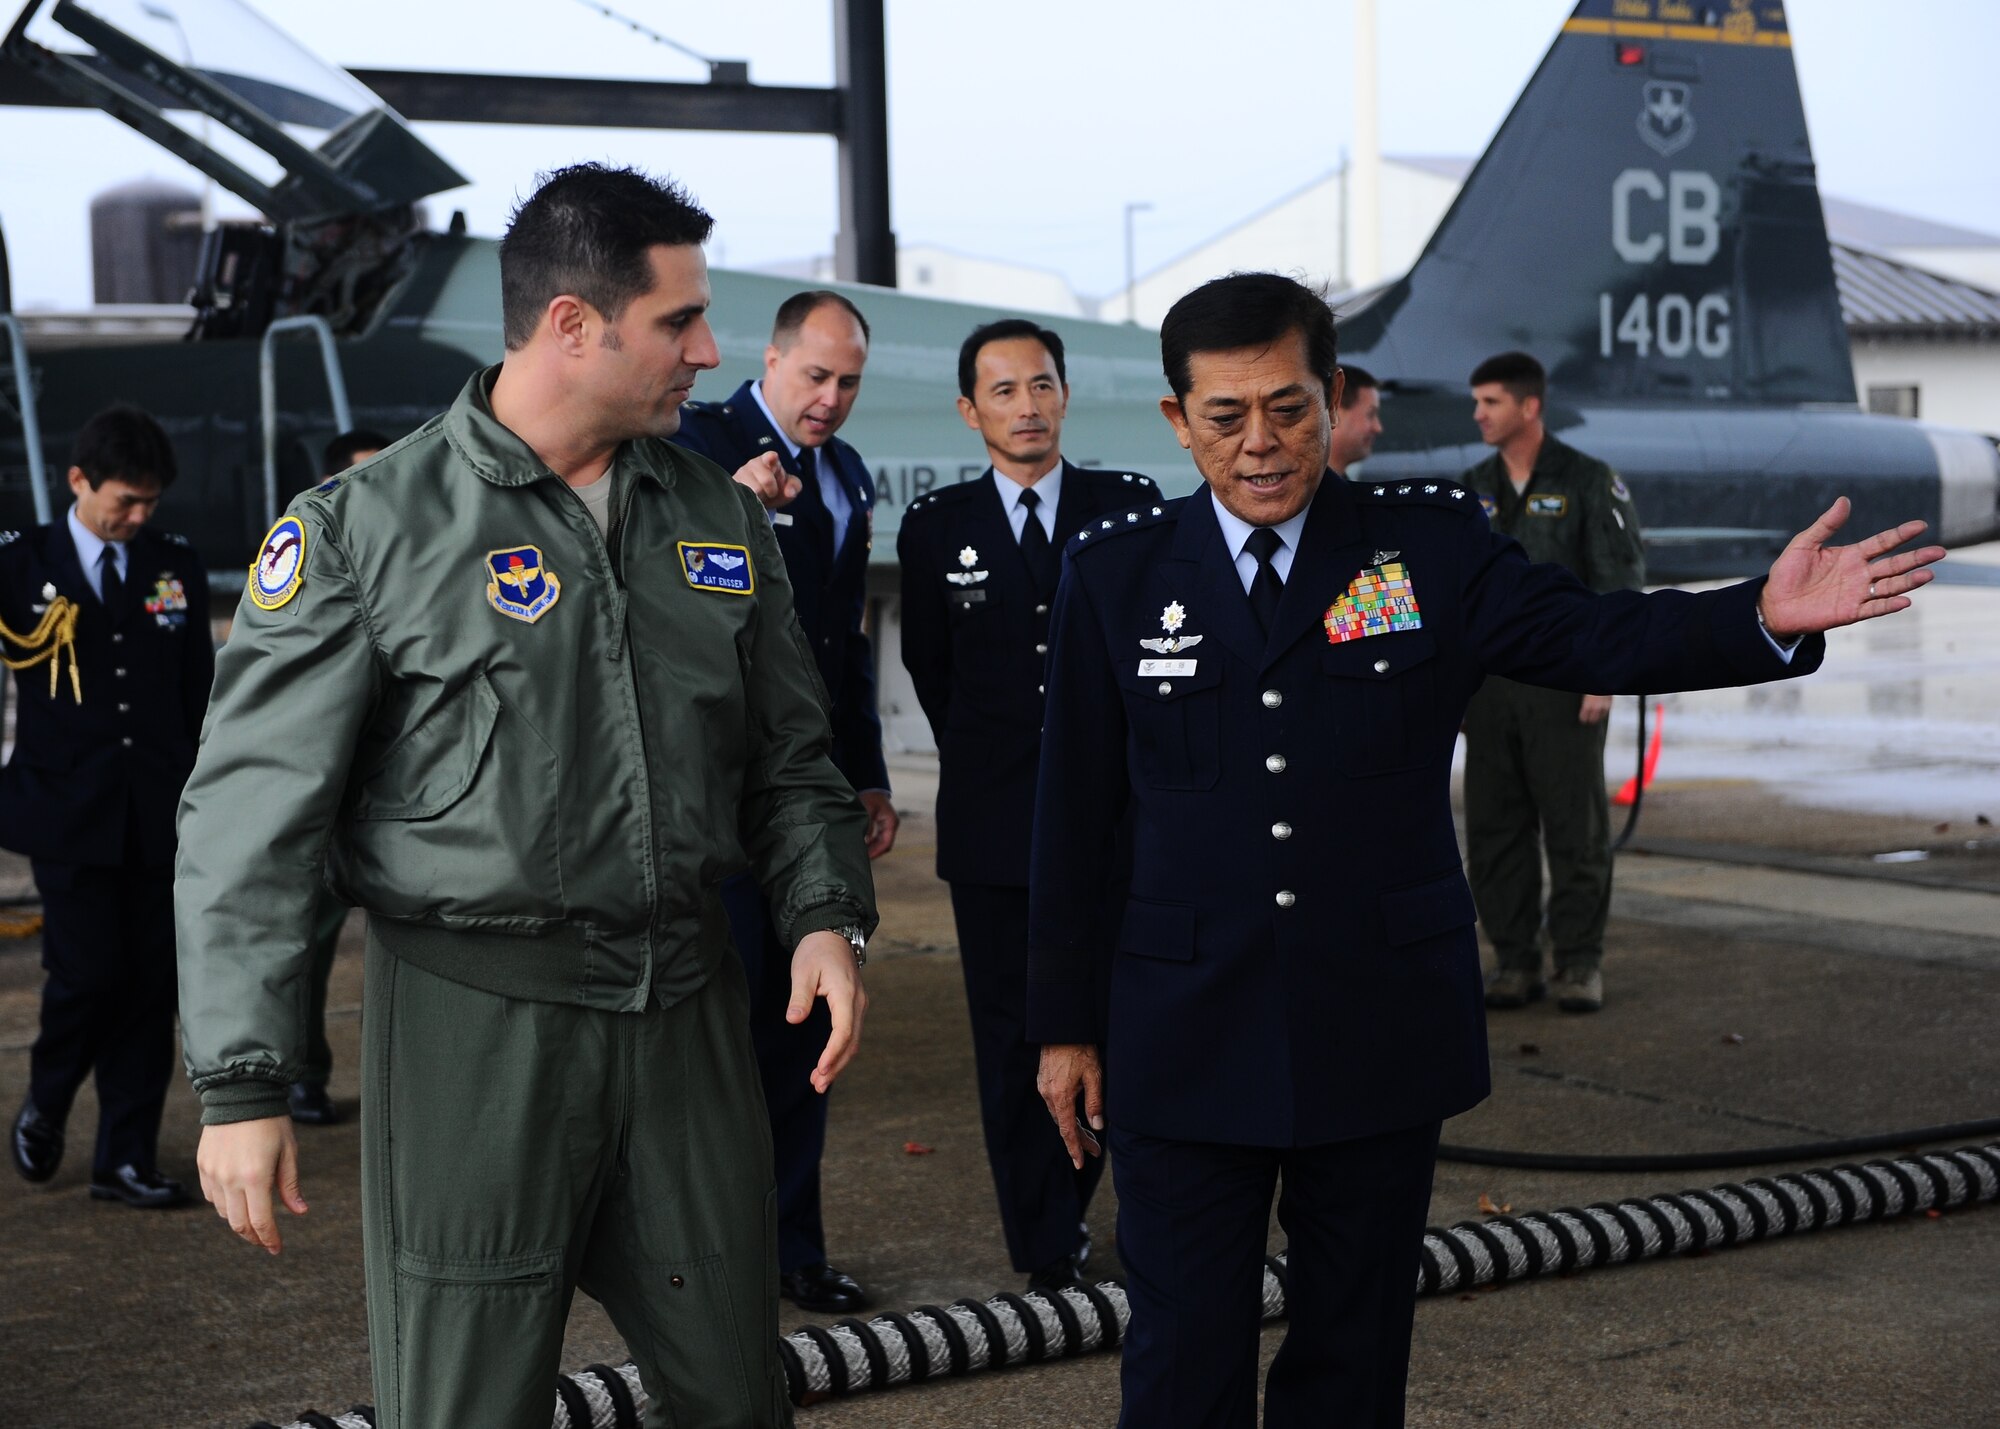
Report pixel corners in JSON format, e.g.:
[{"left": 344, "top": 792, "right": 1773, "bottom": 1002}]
[
  {"left": 1833, "top": 241, "right": 2000, "bottom": 338},
  {"left": 1820, "top": 196, "right": 2000, "bottom": 251}
]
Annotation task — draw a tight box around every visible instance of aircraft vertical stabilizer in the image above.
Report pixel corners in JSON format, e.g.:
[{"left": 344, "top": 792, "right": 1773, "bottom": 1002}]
[{"left": 1342, "top": 0, "right": 1855, "bottom": 408}]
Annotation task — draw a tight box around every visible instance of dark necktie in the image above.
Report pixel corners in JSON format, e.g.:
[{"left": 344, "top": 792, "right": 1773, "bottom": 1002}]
[
  {"left": 1246, "top": 526, "right": 1285, "bottom": 636},
  {"left": 1017, "top": 487, "right": 1057, "bottom": 595},
  {"left": 795, "top": 445, "right": 834, "bottom": 566},
  {"left": 98, "top": 545, "right": 124, "bottom": 610}
]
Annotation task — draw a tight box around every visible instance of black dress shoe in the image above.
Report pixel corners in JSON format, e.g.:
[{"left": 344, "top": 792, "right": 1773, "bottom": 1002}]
[
  {"left": 781, "top": 1263, "right": 869, "bottom": 1313},
  {"left": 89, "top": 1164, "right": 191, "bottom": 1209},
  {"left": 288, "top": 1081, "right": 342, "bottom": 1125},
  {"left": 11, "top": 1100, "right": 63, "bottom": 1183},
  {"left": 1027, "top": 1250, "right": 1088, "bottom": 1294}
]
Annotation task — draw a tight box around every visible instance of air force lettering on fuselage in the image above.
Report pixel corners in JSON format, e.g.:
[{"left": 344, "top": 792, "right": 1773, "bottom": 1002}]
[{"left": 1605, "top": 82, "right": 1729, "bottom": 364}]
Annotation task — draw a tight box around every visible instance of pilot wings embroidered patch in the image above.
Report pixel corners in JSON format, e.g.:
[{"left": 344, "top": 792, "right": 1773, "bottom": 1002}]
[
  {"left": 1323, "top": 561, "right": 1421, "bottom": 644},
  {"left": 679, "top": 541, "right": 755, "bottom": 595}
]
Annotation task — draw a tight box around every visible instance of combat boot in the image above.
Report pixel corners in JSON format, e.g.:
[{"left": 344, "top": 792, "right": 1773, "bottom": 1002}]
[
  {"left": 1483, "top": 969, "right": 1545, "bottom": 1009},
  {"left": 1555, "top": 968, "right": 1604, "bottom": 1013}
]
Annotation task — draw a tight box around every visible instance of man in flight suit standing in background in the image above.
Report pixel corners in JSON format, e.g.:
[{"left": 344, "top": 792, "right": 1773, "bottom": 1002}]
[
  {"left": 898, "top": 318, "right": 1157, "bottom": 1290},
  {"left": 674, "top": 290, "right": 895, "bottom": 1315},
  {"left": 1460, "top": 351, "right": 1646, "bottom": 1013},
  {"left": 179, "top": 165, "right": 875, "bottom": 1428},
  {"left": 3, "top": 405, "right": 212, "bottom": 1208}
]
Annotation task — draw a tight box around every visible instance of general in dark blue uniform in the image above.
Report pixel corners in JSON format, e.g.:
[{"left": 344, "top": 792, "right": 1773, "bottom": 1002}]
[
  {"left": 673, "top": 290, "right": 891, "bottom": 1313},
  {"left": 1029, "top": 274, "right": 1939, "bottom": 1427},
  {"left": 3, "top": 407, "right": 213, "bottom": 1208},
  {"left": 898, "top": 318, "right": 1157, "bottom": 1288}
]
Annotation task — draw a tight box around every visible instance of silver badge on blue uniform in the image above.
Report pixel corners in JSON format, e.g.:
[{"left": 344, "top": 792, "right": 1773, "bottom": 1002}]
[
  {"left": 1138, "top": 600, "right": 1202, "bottom": 670},
  {"left": 486, "top": 545, "right": 562, "bottom": 623},
  {"left": 947, "top": 545, "right": 988, "bottom": 586},
  {"left": 679, "top": 541, "right": 755, "bottom": 595}
]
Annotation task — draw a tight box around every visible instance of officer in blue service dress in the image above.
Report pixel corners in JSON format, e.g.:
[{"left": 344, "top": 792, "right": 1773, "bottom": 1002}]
[
  {"left": 898, "top": 319, "right": 1157, "bottom": 1290},
  {"left": 674, "top": 289, "right": 896, "bottom": 1313},
  {"left": 2, "top": 405, "right": 213, "bottom": 1208},
  {"left": 1029, "top": 273, "right": 1945, "bottom": 1428}
]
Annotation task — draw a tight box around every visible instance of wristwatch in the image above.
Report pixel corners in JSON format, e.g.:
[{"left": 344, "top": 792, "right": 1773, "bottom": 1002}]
[{"left": 835, "top": 924, "right": 868, "bottom": 969}]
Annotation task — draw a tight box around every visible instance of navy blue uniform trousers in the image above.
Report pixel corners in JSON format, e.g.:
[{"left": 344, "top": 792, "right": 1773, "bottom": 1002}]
[
  {"left": 29, "top": 857, "right": 178, "bottom": 1174},
  {"left": 722, "top": 873, "right": 834, "bottom": 1274},
  {"left": 1111, "top": 1119, "right": 1441, "bottom": 1429},
  {"left": 950, "top": 882, "right": 1105, "bottom": 1272}
]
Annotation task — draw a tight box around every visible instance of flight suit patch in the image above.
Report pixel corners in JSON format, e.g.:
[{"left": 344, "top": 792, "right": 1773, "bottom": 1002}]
[
  {"left": 1324, "top": 562, "right": 1421, "bottom": 643},
  {"left": 485, "top": 545, "right": 563, "bottom": 623},
  {"left": 678, "top": 541, "right": 754, "bottom": 595},
  {"left": 1527, "top": 495, "right": 1569, "bottom": 517},
  {"left": 1478, "top": 494, "right": 1498, "bottom": 521},
  {"left": 249, "top": 517, "right": 308, "bottom": 611},
  {"left": 1610, "top": 474, "right": 1632, "bottom": 502}
]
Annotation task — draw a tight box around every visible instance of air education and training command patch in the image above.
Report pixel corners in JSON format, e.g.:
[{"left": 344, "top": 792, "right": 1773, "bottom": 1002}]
[
  {"left": 678, "top": 542, "right": 755, "bottom": 595},
  {"left": 248, "top": 516, "right": 308, "bottom": 611},
  {"left": 486, "top": 545, "right": 562, "bottom": 623}
]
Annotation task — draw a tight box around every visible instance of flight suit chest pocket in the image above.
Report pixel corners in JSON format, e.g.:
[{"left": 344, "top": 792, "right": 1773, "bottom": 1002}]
[
  {"left": 1119, "top": 661, "right": 1223, "bottom": 791},
  {"left": 352, "top": 673, "right": 501, "bottom": 821},
  {"left": 1319, "top": 629, "right": 1439, "bottom": 776}
]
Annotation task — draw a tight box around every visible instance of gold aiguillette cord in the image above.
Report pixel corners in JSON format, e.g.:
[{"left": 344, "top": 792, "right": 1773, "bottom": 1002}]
[{"left": 0, "top": 596, "right": 83, "bottom": 702}]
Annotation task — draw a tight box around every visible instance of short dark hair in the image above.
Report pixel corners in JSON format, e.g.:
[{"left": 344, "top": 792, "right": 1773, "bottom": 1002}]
[
  {"left": 499, "top": 163, "right": 714, "bottom": 350},
  {"left": 957, "top": 318, "right": 1067, "bottom": 399},
  {"left": 72, "top": 405, "right": 175, "bottom": 490},
  {"left": 1468, "top": 350, "right": 1546, "bottom": 403},
  {"left": 1337, "top": 364, "right": 1379, "bottom": 409},
  {"left": 772, "top": 290, "right": 871, "bottom": 348},
  {"left": 322, "top": 428, "right": 390, "bottom": 476},
  {"left": 1159, "top": 273, "right": 1339, "bottom": 401}
]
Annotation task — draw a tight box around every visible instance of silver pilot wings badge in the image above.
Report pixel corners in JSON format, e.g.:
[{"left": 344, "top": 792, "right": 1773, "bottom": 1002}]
[{"left": 1138, "top": 600, "right": 1203, "bottom": 654}]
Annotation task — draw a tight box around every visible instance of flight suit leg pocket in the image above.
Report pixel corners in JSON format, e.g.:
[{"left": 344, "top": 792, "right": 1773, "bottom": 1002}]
[{"left": 388, "top": 1246, "right": 567, "bottom": 1429}]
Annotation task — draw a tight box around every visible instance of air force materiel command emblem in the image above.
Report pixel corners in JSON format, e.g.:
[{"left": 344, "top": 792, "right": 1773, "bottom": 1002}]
[
  {"left": 1638, "top": 81, "right": 1695, "bottom": 158},
  {"left": 249, "top": 516, "right": 307, "bottom": 611},
  {"left": 679, "top": 541, "right": 755, "bottom": 595},
  {"left": 486, "top": 545, "right": 562, "bottom": 623}
]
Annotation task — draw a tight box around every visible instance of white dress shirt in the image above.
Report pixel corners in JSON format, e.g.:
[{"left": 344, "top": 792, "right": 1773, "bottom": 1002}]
[
  {"left": 1208, "top": 490, "right": 1309, "bottom": 594},
  {"left": 751, "top": 380, "right": 853, "bottom": 551}
]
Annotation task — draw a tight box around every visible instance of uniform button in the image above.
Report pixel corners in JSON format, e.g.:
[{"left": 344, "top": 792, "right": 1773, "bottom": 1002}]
[
  {"left": 1035, "top": 643, "right": 1047, "bottom": 654},
  {"left": 1265, "top": 754, "right": 1287, "bottom": 774},
  {"left": 121, "top": 736, "right": 133, "bottom": 747},
  {"left": 1272, "top": 821, "right": 1292, "bottom": 840},
  {"left": 1035, "top": 604, "right": 1049, "bottom": 616},
  {"left": 1275, "top": 890, "right": 1296, "bottom": 908},
  {"left": 118, "top": 702, "right": 131, "bottom": 713},
  {"left": 1373, "top": 658, "right": 1390, "bottom": 674},
  {"left": 1157, "top": 681, "right": 1172, "bottom": 695},
  {"left": 115, "top": 667, "right": 127, "bottom": 678},
  {"left": 1261, "top": 689, "right": 1282, "bottom": 709},
  {"left": 670, "top": 1275, "right": 685, "bottom": 1288},
  {"left": 112, "top": 633, "right": 124, "bottom": 644}
]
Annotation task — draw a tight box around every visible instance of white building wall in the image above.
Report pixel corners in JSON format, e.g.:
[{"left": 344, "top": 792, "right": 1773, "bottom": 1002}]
[
  {"left": 1850, "top": 339, "right": 2000, "bottom": 435},
  {"left": 896, "top": 244, "right": 1086, "bottom": 317}
]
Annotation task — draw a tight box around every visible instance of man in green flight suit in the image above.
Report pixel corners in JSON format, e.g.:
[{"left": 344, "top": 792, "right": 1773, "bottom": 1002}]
[
  {"left": 176, "top": 165, "right": 876, "bottom": 1428},
  {"left": 1461, "top": 351, "right": 1645, "bottom": 1014}
]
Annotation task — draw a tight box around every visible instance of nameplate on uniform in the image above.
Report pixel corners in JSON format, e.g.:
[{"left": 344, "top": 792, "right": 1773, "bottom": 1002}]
[
  {"left": 679, "top": 541, "right": 755, "bottom": 595},
  {"left": 1527, "top": 494, "right": 1568, "bottom": 517},
  {"left": 954, "top": 590, "right": 988, "bottom": 604},
  {"left": 771, "top": 512, "right": 794, "bottom": 527},
  {"left": 1138, "top": 658, "right": 1197, "bottom": 677}
]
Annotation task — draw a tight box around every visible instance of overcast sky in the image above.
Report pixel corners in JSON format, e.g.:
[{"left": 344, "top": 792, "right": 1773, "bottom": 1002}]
[{"left": 4, "top": 0, "right": 1996, "bottom": 309}]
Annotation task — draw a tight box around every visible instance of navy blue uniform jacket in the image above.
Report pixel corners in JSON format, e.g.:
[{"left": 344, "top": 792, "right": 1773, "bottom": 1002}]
[
  {"left": 896, "top": 463, "right": 1159, "bottom": 886},
  {"left": 674, "top": 381, "right": 888, "bottom": 793},
  {"left": 0, "top": 522, "right": 213, "bottom": 868},
  {"left": 1026, "top": 476, "right": 1822, "bottom": 1149}
]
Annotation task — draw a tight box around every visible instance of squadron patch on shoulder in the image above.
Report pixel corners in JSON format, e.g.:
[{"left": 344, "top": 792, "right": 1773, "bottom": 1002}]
[
  {"left": 486, "top": 545, "right": 562, "bottom": 623},
  {"left": 249, "top": 516, "right": 308, "bottom": 611},
  {"left": 679, "top": 541, "right": 754, "bottom": 595},
  {"left": 1610, "top": 473, "right": 1632, "bottom": 502},
  {"left": 1478, "top": 493, "right": 1499, "bottom": 522}
]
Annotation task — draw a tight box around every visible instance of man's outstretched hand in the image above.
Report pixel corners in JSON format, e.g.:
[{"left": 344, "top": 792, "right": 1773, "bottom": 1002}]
[{"left": 1758, "top": 498, "right": 1947, "bottom": 639}]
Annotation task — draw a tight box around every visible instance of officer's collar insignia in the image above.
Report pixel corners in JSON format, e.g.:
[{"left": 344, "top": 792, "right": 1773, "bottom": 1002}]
[
  {"left": 248, "top": 516, "right": 308, "bottom": 611},
  {"left": 947, "top": 545, "right": 987, "bottom": 586},
  {"left": 1140, "top": 600, "right": 1203, "bottom": 655},
  {"left": 758, "top": 435, "right": 774, "bottom": 445},
  {"left": 678, "top": 541, "right": 755, "bottom": 595},
  {"left": 1325, "top": 561, "right": 1421, "bottom": 644},
  {"left": 486, "top": 545, "right": 562, "bottom": 622}
]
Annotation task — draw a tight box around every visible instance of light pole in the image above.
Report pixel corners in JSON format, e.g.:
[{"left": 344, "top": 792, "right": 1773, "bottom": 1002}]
[{"left": 1123, "top": 201, "right": 1152, "bottom": 324}]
